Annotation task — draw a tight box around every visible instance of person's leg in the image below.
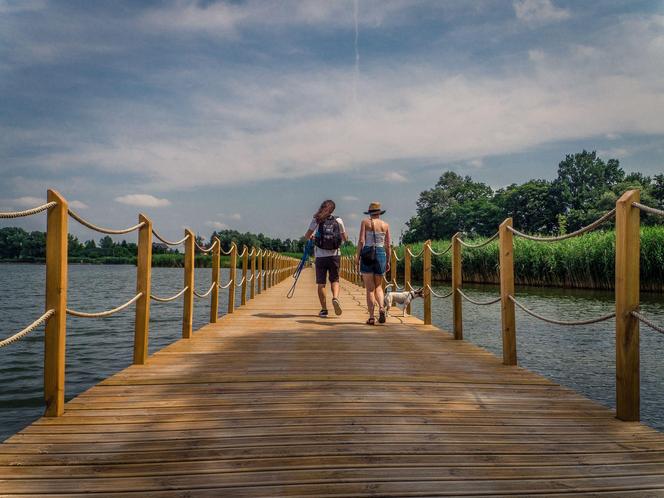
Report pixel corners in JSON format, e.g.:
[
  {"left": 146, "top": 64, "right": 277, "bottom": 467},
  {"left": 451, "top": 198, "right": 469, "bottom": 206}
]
[
  {"left": 373, "top": 274, "right": 385, "bottom": 315},
  {"left": 317, "top": 284, "right": 327, "bottom": 309},
  {"left": 362, "top": 273, "right": 377, "bottom": 320},
  {"left": 315, "top": 258, "right": 328, "bottom": 316}
]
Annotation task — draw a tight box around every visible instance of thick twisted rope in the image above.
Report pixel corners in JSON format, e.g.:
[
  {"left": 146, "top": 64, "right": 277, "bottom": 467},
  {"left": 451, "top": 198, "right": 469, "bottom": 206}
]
[
  {"left": 67, "top": 293, "right": 142, "bottom": 318},
  {"left": 219, "top": 245, "right": 234, "bottom": 255},
  {"left": 459, "top": 232, "right": 499, "bottom": 249},
  {"left": 235, "top": 276, "right": 246, "bottom": 287},
  {"left": 237, "top": 246, "right": 248, "bottom": 258},
  {"left": 194, "top": 282, "right": 216, "bottom": 298},
  {"left": 426, "top": 285, "right": 453, "bottom": 299},
  {"left": 429, "top": 244, "right": 452, "bottom": 256},
  {"left": 218, "top": 280, "right": 234, "bottom": 289},
  {"left": 407, "top": 247, "right": 425, "bottom": 258},
  {"left": 509, "top": 295, "right": 615, "bottom": 325},
  {"left": 392, "top": 252, "right": 403, "bottom": 262},
  {"left": 633, "top": 202, "right": 664, "bottom": 217},
  {"left": 631, "top": 311, "right": 664, "bottom": 334},
  {"left": 0, "top": 310, "right": 55, "bottom": 348},
  {"left": 151, "top": 287, "right": 188, "bottom": 302},
  {"left": 152, "top": 228, "right": 189, "bottom": 246},
  {"left": 457, "top": 288, "right": 501, "bottom": 306},
  {"left": 195, "top": 239, "right": 218, "bottom": 253},
  {"left": 508, "top": 209, "right": 616, "bottom": 242},
  {"left": 0, "top": 202, "right": 57, "bottom": 219},
  {"left": 69, "top": 209, "right": 145, "bottom": 235}
]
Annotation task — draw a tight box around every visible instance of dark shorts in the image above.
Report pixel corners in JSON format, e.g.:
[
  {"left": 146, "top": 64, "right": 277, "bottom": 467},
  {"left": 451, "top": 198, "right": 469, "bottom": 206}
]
[{"left": 315, "top": 256, "right": 340, "bottom": 285}]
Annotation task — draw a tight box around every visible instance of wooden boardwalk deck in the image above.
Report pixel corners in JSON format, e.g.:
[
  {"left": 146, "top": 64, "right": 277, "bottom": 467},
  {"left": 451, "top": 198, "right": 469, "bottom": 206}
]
[{"left": 2, "top": 268, "right": 664, "bottom": 496}]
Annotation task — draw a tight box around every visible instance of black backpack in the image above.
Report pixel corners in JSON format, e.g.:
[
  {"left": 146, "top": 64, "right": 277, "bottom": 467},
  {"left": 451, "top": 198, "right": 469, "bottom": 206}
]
[{"left": 315, "top": 216, "right": 342, "bottom": 250}]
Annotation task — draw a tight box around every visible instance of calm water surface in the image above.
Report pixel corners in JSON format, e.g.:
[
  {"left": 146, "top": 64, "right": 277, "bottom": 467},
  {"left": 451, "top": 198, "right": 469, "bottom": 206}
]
[{"left": 1, "top": 264, "right": 663, "bottom": 441}]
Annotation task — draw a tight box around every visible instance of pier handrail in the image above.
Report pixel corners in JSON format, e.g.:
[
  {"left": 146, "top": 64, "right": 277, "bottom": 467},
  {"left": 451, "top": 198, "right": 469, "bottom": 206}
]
[
  {"left": 0, "top": 190, "right": 299, "bottom": 417},
  {"left": 341, "top": 189, "right": 663, "bottom": 423}
]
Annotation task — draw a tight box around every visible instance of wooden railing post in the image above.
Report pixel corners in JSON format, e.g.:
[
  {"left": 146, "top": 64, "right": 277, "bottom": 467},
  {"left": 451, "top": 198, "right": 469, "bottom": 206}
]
[
  {"left": 615, "top": 189, "right": 641, "bottom": 421},
  {"left": 133, "top": 214, "right": 152, "bottom": 365},
  {"left": 390, "top": 246, "right": 397, "bottom": 288},
  {"left": 44, "top": 189, "right": 68, "bottom": 417},
  {"left": 404, "top": 246, "right": 412, "bottom": 315},
  {"left": 182, "top": 229, "right": 195, "bottom": 339},
  {"left": 499, "top": 218, "right": 517, "bottom": 366},
  {"left": 228, "top": 243, "right": 237, "bottom": 313},
  {"left": 452, "top": 233, "right": 463, "bottom": 340},
  {"left": 210, "top": 237, "right": 220, "bottom": 323},
  {"left": 241, "top": 245, "right": 248, "bottom": 305},
  {"left": 257, "top": 249, "right": 263, "bottom": 294},
  {"left": 423, "top": 240, "right": 432, "bottom": 325},
  {"left": 250, "top": 247, "right": 256, "bottom": 300}
]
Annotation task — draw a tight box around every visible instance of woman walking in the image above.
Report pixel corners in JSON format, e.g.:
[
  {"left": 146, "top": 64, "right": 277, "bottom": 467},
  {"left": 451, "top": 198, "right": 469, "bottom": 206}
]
[
  {"left": 304, "top": 200, "right": 348, "bottom": 317},
  {"left": 356, "top": 202, "right": 391, "bottom": 325}
]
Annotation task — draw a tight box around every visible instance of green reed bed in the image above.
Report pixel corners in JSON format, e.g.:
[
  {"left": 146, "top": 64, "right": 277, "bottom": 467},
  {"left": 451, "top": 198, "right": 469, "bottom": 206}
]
[{"left": 394, "top": 227, "right": 664, "bottom": 291}]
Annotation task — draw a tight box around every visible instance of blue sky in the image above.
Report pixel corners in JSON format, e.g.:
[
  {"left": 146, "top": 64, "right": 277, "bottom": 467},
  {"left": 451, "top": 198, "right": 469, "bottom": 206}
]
[{"left": 1, "top": 0, "right": 663, "bottom": 242}]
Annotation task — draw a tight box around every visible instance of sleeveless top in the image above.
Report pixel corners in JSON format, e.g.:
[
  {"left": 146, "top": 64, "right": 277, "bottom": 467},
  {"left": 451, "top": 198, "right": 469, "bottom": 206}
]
[{"left": 365, "top": 230, "right": 386, "bottom": 247}]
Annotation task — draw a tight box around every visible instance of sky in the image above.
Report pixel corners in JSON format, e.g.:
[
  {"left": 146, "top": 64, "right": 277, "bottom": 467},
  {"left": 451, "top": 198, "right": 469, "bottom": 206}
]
[{"left": 1, "top": 0, "right": 663, "bottom": 243}]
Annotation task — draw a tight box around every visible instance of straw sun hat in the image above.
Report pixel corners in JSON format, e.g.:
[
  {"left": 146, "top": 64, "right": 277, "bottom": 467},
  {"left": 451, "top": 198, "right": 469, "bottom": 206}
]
[{"left": 364, "top": 201, "right": 386, "bottom": 215}]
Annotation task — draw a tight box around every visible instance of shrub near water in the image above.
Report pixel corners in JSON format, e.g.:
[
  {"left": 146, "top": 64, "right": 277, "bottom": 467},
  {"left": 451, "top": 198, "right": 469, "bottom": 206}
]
[{"left": 395, "top": 227, "right": 664, "bottom": 291}]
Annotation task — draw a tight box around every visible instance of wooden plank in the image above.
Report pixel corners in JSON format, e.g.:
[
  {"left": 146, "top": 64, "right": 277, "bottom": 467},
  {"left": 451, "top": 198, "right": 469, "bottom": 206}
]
[{"left": 3, "top": 267, "right": 664, "bottom": 496}]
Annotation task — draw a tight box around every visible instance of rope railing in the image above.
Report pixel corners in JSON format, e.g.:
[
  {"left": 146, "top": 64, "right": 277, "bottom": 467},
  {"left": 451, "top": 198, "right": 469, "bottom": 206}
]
[
  {"left": 194, "top": 282, "right": 216, "bottom": 299},
  {"left": 392, "top": 252, "right": 403, "bottom": 262},
  {"left": 152, "top": 228, "right": 190, "bottom": 246},
  {"left": 150, "top": 287, "right": 188, "bottom": 303},
  {"left": 631, "top": 311, "right": 664, "bottom": 335},
  {"left": 633, "top": 202, "right": 664, "bottom": 217},
  {"left": 0, "top": 202, "right": 57, "bottom": 219},
  {"left": 218, "top": 280, "right": 234, "bottom": 290},
  {"left": 457, "top": 288, "right": 501, "bottom": 306},
  {"left": 68, "top": 208, "right": 145, "bottom": 235},
  {"left": 195, "top": 238, "right": 218, "bottom": 253},
  {"left": 509, "top": 295, "right": 615, "bottom": 326},
  {"left": 66, "top": 293, "right": 142, "bottom": 318},
  {"left": 426, "top": 285, "right": 453, "bottom": 299},
  {"left": 0, "top": 310, "right": 55, "bottom": 349},
  {"left": 458, "top": 231, "right": 499, "bottom": 249},
  {"left": 220, "top": 246, "right": 234, "bottom": 255},
  {"left": 235, "top": 276, "right": 246, "bottom": 287},
  {"left": 508, "top": 209, "right": 616, "bottom": 242},
  {"left": 429, "top": 244, "right": 452, "bottom": 256},
  {"left": 406, "top": 247, "right": 425, "bottom": 258}
]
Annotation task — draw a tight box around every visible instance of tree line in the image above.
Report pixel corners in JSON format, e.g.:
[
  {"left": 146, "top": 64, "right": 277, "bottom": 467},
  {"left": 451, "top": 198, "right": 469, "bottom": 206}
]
[
  {"left": 0, "top": 228, "right": 307, "bottom": 262},
  {"left": 403, "top": 150, "right": 664, "bottom": 243}
]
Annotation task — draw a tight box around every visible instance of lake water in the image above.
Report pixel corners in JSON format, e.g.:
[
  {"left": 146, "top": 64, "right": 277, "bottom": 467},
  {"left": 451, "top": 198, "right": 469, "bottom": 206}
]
[{"left": 1, "top": 263, "right": 663, "bottom": 441}]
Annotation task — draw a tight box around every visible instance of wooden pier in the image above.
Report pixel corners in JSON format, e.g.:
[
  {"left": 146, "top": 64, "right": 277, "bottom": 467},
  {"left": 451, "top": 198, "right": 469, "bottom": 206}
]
[{"left": 2, "top": 269, "right": 664, "bottom": 496}]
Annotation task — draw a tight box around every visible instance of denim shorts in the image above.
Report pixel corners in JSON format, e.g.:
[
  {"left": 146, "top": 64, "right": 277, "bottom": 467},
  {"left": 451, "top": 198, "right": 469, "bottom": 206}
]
[{"left": 360, "top": 246, "right": 386, "bottom": 275}]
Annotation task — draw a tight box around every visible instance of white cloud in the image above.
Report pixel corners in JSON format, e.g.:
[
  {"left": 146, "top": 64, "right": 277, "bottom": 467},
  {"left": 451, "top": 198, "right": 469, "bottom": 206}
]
[
  {"left": 13, "top": 196, "right": 45, "bottom": 207},
  {"left": 384, "top": 172, "right": 408, "bottom": 183},
  {"left": 513, "top": 0, "right": 570, "bottom": 25},
  {"left": 69, "top": 200, "right": 89, "bottom": 209},
  {"left": 205, "top": 221, "right": 229, "bottom": 230},
  {"left": 342, "top": 195, "right": 359, "bottom": 201},
  {"left": 467, "top": 158, "right": 484, "bottom": 168},
  {"left": 114, "top": 194, "right": 171, "bottom": 207}
]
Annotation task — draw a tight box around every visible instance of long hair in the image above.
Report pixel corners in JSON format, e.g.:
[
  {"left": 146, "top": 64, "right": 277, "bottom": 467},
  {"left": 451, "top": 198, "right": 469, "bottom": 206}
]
[{"left": 314, "top": 200, "right": 335, "bottom": 223}]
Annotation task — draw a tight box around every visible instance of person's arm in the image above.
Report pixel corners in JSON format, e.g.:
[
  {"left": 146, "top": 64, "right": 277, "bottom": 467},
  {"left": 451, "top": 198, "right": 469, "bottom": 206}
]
[
  {"left": 385, "top": 224, "right": 391, "bottom": 271},
  {"left": 356, "top": 221, "right": 366, "bottom": 264},
  {"left": 304, "top": 218, "right": 317, "bottom": 240}
]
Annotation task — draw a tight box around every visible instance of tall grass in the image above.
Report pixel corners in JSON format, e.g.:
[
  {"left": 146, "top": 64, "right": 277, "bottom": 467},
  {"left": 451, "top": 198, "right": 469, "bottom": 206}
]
[{"left": 394, "top": 227, "right": 664, "bottom": 292}]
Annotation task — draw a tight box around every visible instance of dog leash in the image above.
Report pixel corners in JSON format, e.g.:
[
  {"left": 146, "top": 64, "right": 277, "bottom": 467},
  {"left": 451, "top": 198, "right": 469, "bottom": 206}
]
[{"left": 287, "top": 239, "right": 313, "bottom": 299}]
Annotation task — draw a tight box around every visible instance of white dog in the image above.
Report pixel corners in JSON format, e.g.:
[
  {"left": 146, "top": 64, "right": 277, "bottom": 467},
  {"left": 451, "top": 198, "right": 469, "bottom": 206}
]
[{"left": 383, "top": 284, "right": 425, "bottom": 317}]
